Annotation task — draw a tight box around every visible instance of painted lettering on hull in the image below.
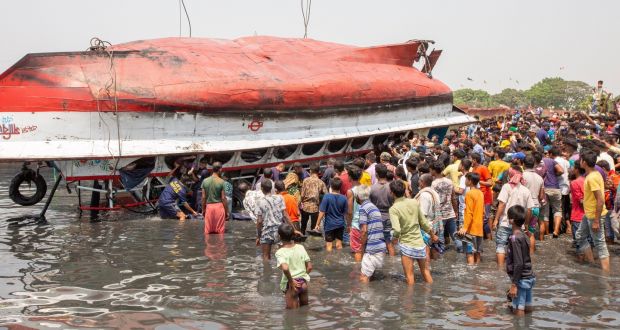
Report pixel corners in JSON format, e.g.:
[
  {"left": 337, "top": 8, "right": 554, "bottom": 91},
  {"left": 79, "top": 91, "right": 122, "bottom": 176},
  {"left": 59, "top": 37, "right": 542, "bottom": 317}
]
[{"left": 0, "top": 116, "right": 38, "bottom": 140}]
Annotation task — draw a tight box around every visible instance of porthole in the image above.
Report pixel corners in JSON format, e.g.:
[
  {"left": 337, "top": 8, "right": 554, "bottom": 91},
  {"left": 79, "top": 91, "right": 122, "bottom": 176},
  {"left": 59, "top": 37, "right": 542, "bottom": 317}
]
[{"left": 240, "top": 148, "right": 268, "bottom": 163}]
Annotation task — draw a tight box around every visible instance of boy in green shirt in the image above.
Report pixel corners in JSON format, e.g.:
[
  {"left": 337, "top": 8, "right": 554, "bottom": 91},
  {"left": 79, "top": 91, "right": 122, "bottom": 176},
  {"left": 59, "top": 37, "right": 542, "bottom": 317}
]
[
  {"left": 389, "top": 180, "right": 438, "bottom": 285},
  {"left": 275, "top": 223, "right": 313, "bottom": 309}
]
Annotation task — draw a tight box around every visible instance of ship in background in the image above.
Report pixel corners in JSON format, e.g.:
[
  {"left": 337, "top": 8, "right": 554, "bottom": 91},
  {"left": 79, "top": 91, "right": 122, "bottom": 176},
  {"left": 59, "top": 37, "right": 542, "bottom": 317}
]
[{"left": 0, "top": 36, "right": 473, "bottom": 213}]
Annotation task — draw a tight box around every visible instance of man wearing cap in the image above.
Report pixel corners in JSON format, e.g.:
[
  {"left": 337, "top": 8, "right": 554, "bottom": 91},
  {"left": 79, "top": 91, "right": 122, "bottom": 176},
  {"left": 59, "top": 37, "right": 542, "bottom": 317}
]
[{"left": 526, "top": 127, "right": 540, "bottom": 147}]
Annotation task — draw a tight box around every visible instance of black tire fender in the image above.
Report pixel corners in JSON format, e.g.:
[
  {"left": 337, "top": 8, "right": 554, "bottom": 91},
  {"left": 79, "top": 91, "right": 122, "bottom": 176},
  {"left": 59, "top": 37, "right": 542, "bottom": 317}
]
[{"left": 9, "top": 169, "right": 47, "bottom": 206}]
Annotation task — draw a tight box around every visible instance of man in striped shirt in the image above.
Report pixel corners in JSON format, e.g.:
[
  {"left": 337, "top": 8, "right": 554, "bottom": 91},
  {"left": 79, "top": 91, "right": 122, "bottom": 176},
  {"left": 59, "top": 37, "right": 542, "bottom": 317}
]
[{"left": 357, "top": 185, "right": 387, "bottom": 282}]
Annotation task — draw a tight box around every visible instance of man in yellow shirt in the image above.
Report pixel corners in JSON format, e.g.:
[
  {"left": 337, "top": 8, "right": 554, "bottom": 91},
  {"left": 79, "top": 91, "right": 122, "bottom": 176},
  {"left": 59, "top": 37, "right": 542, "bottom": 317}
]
[
  {"left": 488, "top": 148, "right": 511, "bottom": 185},
  {"left": 575, "top": 149, "right": 610, "bottom": 272},
  {"left": 442, "top": 149, "right": 466, "bottom": 187}
]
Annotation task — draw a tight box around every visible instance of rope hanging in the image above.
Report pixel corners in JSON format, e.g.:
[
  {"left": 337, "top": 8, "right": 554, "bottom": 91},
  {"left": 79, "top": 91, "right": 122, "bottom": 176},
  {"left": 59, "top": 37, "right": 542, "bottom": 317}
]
[{"left": 301, "top": 0, "right": 312, "bottom": 38}]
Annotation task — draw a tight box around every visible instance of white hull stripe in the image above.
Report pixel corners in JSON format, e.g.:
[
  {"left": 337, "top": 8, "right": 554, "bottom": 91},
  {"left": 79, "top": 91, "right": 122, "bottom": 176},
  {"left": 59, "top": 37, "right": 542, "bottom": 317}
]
[{"left": 0, "top": 102, "right": 472, "bottom": 161}]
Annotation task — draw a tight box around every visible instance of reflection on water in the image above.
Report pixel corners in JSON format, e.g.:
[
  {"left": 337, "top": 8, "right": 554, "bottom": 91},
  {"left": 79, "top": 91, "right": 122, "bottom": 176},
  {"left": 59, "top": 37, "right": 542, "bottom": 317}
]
[{"left": 1, "top": 164, "right": 620, "bottom": 329}]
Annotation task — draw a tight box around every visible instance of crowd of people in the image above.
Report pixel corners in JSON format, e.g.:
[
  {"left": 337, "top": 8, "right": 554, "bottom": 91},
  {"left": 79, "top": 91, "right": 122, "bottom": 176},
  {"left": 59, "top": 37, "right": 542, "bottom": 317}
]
[{"left": 157, "top": 108, "right": 620, "bottom": 314}]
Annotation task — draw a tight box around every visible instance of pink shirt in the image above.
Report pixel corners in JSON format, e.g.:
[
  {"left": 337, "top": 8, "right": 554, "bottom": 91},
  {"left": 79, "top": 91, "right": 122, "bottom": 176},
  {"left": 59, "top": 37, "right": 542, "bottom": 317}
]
[{"left": 570, "top": 176, "right": 585, "bottom": 222}]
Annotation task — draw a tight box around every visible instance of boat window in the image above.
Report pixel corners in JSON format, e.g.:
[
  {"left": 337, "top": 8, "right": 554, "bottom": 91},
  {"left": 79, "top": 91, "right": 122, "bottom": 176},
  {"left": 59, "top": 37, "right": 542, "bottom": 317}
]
[
  {"left": 121, "top": 157, "right": 156, "bottom": 171},
  {"left": 273, "top": 145, "right": 297, "bottom": 159},
  {"left": 327, "top": 139, "right": 347, "bottom": 153},
  {"left": 302, "top": 142, "right": 324, "bottom": 155},
  {"left": 210, "top": 152, "right": 234, "bottom": 164},
  {"left": 240, "top": 148, "right": 268, "bottom": 163},
  {"left": 164, "top": 155, "right": 195, "bottom": 169},
  {"left": 350, "top": 137, "right": 369, "bottom": 150},
  {"left": 372, "top": 134, "right": 390, "bottom": 146}
]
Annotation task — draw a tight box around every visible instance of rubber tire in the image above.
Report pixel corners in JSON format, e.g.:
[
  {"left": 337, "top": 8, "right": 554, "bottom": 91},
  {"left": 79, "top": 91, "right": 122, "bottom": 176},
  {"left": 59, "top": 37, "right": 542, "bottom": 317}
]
[{"left": 9, "top": 170, "right": 47, "bottom": 206}]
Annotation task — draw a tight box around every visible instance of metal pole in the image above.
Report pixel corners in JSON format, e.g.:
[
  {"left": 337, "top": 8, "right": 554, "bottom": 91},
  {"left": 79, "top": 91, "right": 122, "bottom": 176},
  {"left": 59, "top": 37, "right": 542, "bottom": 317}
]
[{"left": 37, "top": 173, "right": 63, "bottom": 223}]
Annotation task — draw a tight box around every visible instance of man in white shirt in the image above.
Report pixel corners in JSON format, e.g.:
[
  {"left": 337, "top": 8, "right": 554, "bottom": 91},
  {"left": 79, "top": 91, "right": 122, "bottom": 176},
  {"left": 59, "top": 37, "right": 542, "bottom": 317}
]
[
  {"left": 551, "top": 147, "right": 571, "bottom": 237},
  {"left": 522, "top": 155, "right": 545, "bottom": 242},
  {"left": 415, "top": 173, "right": 442, "bottom": 260}
]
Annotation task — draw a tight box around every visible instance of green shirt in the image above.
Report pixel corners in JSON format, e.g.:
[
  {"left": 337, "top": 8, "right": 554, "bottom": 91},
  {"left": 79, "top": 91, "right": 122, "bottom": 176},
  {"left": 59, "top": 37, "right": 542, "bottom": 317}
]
[
  {"left": 389, "top": 197, "right": 432, "bottom": 249},
  {"left": 202, "top": 176, "right": 225, "bottom": 204},
  {"left": 275, "top": 244, "right": 311, "bottom": 291}
]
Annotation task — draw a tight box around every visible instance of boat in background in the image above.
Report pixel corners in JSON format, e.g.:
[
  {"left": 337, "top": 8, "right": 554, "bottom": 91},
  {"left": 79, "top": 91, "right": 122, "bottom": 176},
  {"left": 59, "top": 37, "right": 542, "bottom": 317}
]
[{"left": 0, "top": 36, "right": 473, "bottom": 213}]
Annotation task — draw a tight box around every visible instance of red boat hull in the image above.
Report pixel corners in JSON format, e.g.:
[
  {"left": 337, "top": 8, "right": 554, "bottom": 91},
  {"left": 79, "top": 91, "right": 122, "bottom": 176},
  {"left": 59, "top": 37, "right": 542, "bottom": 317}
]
[{"left": 0, "top": 36, "right": 451, "bottom": 113}]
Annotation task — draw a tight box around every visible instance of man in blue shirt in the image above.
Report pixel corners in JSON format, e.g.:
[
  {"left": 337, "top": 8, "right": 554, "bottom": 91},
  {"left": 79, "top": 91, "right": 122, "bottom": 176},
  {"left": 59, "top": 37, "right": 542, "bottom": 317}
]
[
  {"left": 536, "top": 123, "right": 550, "bottom": 147},
  {"left": 314, "top": 177, "right": 348, "bottom": 251},
  {"left": 159, "top": 176, "right": 199, "bottom": 220}
]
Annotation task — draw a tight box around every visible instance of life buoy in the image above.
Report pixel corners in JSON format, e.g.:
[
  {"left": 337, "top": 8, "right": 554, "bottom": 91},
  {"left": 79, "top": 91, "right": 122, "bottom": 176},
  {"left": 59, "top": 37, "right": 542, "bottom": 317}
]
[{"left": 9, "top": 169, "right": 47, "bottom": 206}]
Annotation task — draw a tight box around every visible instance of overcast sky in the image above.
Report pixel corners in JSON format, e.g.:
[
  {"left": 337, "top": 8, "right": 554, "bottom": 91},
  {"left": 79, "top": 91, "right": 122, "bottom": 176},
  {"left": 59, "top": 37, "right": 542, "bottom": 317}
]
[{"left": 0, "top": 0, "right": 617, "bottom": 94}]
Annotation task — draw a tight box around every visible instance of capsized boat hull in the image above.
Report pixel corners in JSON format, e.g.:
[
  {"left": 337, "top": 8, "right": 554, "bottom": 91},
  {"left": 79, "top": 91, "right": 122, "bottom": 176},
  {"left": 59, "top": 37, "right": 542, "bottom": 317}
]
[{"left": 0, "top": 36, "right": 473, "bottom": 164}]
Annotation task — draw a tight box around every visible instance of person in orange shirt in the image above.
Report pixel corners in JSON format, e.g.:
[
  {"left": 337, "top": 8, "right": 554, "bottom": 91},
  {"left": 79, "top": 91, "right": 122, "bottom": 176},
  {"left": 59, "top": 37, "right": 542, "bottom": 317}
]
[
  {"left": 276, "top": 181, "right": 301, "bottom": 231},
  {"left": 458, "top": 172, "right": 484, "bottom": 265},
  {"left": 470, "top": 153, "right": 493, "bottom": 240}
]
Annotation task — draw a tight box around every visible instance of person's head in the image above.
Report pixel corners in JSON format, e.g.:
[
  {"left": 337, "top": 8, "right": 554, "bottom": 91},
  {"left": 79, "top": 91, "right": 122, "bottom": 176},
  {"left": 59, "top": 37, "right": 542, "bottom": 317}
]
[
  {"left": 330, "top": 176, "right": 342, "bottom": 192},
  {"left": 380, "top": 152, "right": 392, "bottom": 163},
  {"left": 355, "top": 184, "right": 371, "bottom": 204},
  {"left": 352, "top": 157, "right": 366, "bottom": 170},
  {"left": 597, "top": 160, "right": 611, "bottom": 172},
  {"left": 278, "top": 222, "right": 295, "bottom": 242},
  {"left": 199, "top": 157, "right": 209, "bottom": 168},
  {"left": 334, "top": 160, "right": 345, "bottom": 173},
  {"left": 550, "top": 146, "right": 562, "bottom": 158},
  {"left": 507, "top": 205, "right": 526, "bottom": 228},
  {"left": 309, "top": 163, "right": 320, "bottom": 174},
  {"left": 212, "top": 161, "right": 222, "bottom": 174},
  {"left": 347, "top": 165, "right": 362, "bottom": 182},
  {"left": 375, "top": 163, "right": 388, "bottom": 180},
  {"left": 523, "top": 155, "right": 536, "bottom": 169},
  {"left": 419, "top": 173, "right": 433, "bottom": 188},
  {"left": 532, "top": 151, "right": 543, "bottom": 164},
  {"left": 571, "top": 160, "right": 586, "bottom": 179},
  {"left": 327, "top": 158, "right": 336, "bottom": 167},
  {"left": 430, "top": 161, "right": 445, "bottom": 177},
  {"left": 238, "top": 182, "right": 250, "bottom": 196},
  {"left": 293, "top": 162, "right": 303, "bottom": 174},
  {"left": 275, "top": 163, "right": 285, "bottom": 172},
  {"left": 417, "top": 161, "right": 429, "bottom": 174},
  {"left": 274, "top": 180, "right": 286, "bottom": 193},
  {"left": 564, "top": 138, "right": 578, "bottom": 153},
  {"left": 580, "top": 149, "right": 598, "bottom": 169},
  {"left": 365, "top": 152, "right": 376, "bottom": 165},
  {"left": 263, "top": 167, "right": 273, "bottom": 179},
  {"left": 453, "top": 149, "right": 466, "bottom": 162},
  {"left": 470, "top": 152, "right": 482, "bottom": 166},
  {"left": 465, "top": 172, "right": 480, "bottom": 187},
  {"left": 495, "top": 148, "right": 506, "bottom": 160},
  {"left": 389, "top": 179, "right": 406, "bottom": 198},
  {"left": 598, "top": 80, "right": 604, "bottom": 88},
  {"left": 261, "top": 179, "right": 273, "bottom": 194},
  {"left": 459, "top": 158, "right": 472, "bottom": 173},
  {"left": 405, "top": 158, "right": 418, "bottom": 172}
]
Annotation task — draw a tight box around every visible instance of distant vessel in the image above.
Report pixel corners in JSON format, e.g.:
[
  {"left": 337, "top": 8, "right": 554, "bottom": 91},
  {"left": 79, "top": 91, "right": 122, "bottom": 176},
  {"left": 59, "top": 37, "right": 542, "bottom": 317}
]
[{"left": 0, "top": 36, "right": 473, "bottom": 211}]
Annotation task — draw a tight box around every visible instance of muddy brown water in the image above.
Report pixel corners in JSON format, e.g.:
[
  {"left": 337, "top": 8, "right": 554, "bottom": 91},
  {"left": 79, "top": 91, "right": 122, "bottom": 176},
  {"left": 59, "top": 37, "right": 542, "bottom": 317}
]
[{"left": 1, "top": 164, "right": 619, "bottom": 329}]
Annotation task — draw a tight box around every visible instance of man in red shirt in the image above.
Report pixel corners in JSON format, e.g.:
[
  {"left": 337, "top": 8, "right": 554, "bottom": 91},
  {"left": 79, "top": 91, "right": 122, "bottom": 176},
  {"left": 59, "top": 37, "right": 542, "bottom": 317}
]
[
  {"left": 471, "top": 153, "right": 493, "bottom": 239},
  {"left": 334, "top": 160, "right": 352, "bottom": 195}
]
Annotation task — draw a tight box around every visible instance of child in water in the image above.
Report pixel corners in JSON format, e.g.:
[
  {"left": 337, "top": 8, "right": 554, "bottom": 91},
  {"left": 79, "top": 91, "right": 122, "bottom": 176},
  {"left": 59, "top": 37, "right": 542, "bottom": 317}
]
[
  {"left": 506, "top": 205, "right": 536, "bottom": 316},
  {"left": 275, "top": 223, "right": 313, "bottom": 309}
]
